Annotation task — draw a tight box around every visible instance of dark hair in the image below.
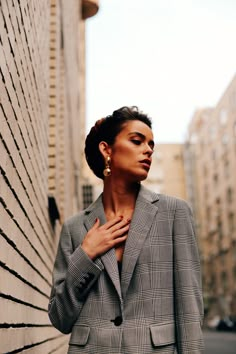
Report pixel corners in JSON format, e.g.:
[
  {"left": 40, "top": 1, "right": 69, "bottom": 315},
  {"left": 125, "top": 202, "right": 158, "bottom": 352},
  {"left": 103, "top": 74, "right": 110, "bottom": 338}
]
[{"left": 84, "top": 106, "right": 152, "bottom": 179}]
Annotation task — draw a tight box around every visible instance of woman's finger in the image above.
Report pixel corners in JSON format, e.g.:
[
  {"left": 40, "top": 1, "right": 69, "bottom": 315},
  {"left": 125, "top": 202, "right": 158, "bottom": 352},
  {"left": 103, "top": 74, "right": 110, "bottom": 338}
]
[
  {"left": 90, "top": 217, "right": 100, "bottom": 230},
  {"left": 113, "top": 234, "right": 128, "bottom": 245},
  {"left": 101, "top": 216, "right": 124, "bottom": 230},
  {"left": 109, "top": 218, "right": 131, "bottom": 233},
  {"left": 112, "top": 223, "right": 130, "bottom": 238}
]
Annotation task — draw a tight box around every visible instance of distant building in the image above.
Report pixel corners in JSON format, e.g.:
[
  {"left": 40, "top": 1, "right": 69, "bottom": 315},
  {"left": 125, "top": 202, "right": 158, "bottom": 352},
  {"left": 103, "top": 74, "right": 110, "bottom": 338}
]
[
  {"left": 185, "top": 74, "right": 236, "bottom": 319},
  {"left": 0, "top": 0, "right": 99, "bottom": 352},
  {"left": 144, "top": 143, "right": 187, "bottom": 200}
]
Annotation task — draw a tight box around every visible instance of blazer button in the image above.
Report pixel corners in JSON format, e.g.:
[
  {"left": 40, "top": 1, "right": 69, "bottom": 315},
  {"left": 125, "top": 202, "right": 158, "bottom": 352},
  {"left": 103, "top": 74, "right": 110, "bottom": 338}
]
[{"left": 112, "top": 316, "right": 123, "bottom": 326}]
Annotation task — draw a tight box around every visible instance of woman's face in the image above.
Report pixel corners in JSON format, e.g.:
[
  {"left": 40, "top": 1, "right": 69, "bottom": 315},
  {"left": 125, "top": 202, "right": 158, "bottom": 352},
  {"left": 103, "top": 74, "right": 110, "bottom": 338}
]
[{"left": 109, "top": 120, "right": 154, "bottom": 182}]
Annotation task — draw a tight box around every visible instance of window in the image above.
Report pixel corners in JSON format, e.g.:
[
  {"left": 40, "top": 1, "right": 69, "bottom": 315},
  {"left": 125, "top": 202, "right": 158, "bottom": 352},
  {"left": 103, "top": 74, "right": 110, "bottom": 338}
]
[
  {"left": 206, "top": 207, "right": 211, "bottom": 220},
  {"left": 213, "top": 173, "right": 218, "bottom": 184},
  {"left": 224, "top": 159, "right": 229, "bottom": 179},
  {"left": 222, "top": 133, "right": 229, "bottom": 145},
  {"left": 209, "top": 273, "right": 216, "bottom": 292},
  {"left": 173, "top": 154, "right": 181, "bottom": 160},
  {"left": 219, "top": 108, "right": 228, "bottom": 125},
  {"left": 204, "top": 184, "right": 209, "bottom": 200},
  {"left": 217, "top": 219, "right": 223, "bottom": 240},
  {"left": 211, "top": 149, "right": 217, "bottom": 160},
  {"left": 203, "top": 165, "right": 208, "bottom": 177},
  {"left": 227, "top": 187, "right": 233, "bottom": 203},
  {"left": 209, "top": 126, "right": 216, "bottom": 141},
  {"left": 228, "top": 213, "right": 234, "bottom": 233}
]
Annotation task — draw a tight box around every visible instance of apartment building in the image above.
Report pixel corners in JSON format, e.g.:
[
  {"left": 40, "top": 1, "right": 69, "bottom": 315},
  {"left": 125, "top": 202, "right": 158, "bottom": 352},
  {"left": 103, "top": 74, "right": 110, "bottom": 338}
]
[
  {"left": 144, "top": 143, "right": 187, "bottom": 200},
  {"left": 0, "top": 0, "right": 99, "bottom": 352},
  {"left": 185, "top": 74, "right": 236, "bottom": 319}
]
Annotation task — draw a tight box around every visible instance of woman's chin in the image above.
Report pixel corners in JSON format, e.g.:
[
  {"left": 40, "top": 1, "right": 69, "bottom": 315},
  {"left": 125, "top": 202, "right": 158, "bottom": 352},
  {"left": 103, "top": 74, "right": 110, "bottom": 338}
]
[{"left": 135, "top": 172, "right": 149, "bottom": 182}]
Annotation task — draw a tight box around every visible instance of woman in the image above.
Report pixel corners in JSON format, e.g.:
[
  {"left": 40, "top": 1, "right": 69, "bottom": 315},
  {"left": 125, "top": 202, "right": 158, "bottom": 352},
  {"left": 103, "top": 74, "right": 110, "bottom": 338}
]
[{"left": 48, "top": 106, "right": 204, "bottom": 353}]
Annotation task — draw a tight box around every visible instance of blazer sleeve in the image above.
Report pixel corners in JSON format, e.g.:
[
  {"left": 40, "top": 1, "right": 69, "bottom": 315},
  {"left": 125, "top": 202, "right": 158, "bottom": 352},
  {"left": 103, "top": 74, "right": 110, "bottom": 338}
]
[
  {"left": 48, "top": 220, "right": 104, "bottom": 334},
  {"left": 173, "top": 199, "right": 204, "bottom": 354}
]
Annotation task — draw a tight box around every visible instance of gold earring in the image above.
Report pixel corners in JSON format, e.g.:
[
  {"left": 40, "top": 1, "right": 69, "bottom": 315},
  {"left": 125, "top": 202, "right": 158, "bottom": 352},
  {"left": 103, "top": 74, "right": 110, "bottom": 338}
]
[{"left": 103, "top": 156, "right": 111, "bottom": 177}]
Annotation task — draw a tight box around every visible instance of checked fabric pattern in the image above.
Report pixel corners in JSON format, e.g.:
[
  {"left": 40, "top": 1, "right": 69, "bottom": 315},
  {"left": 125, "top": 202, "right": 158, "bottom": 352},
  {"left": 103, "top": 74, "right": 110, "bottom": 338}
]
[{"left": 48, "top": 185, "right": 204, "bottom": 354}]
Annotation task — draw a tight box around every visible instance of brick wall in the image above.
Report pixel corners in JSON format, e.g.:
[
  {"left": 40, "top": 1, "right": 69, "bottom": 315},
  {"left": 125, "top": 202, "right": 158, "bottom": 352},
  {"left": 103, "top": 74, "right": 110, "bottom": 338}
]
[{"left": 0, "top": 0, "right": 88, "bottom": 352}]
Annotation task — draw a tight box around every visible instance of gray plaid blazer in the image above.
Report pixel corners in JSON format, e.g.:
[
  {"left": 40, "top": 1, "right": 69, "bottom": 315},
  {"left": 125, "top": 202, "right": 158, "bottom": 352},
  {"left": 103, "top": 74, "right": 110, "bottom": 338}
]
[{"left": 48, "top": 185, "right": 204, "bottom": 354}]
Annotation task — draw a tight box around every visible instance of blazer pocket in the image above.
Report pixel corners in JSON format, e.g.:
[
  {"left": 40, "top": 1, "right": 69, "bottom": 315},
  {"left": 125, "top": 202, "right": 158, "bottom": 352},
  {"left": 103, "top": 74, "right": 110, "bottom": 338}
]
[
  {"left": 150, "top": 322, "right": 175, "bottom": 347},
  {"left": 69, "top": 325, "right": 90, "bottom": 346}
]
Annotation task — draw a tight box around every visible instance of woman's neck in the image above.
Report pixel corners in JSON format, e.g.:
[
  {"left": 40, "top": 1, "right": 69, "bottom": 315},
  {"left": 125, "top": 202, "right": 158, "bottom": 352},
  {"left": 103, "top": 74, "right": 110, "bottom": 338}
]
[{"left": 102, "top": 179, "right": 139, "bottom": 217}]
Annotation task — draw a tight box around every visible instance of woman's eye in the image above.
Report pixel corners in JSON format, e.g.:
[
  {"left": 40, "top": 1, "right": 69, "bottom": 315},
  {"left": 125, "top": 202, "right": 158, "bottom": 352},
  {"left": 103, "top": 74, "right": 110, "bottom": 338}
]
[{"left": 131, "top": 140, "right": 141, "bottom": 145}]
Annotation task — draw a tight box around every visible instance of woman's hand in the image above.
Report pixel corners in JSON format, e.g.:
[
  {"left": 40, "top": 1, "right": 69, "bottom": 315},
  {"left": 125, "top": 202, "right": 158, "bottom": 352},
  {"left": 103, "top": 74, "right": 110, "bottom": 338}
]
[{"left": 81, "top": 216, "right": 130, "bottom": 260}]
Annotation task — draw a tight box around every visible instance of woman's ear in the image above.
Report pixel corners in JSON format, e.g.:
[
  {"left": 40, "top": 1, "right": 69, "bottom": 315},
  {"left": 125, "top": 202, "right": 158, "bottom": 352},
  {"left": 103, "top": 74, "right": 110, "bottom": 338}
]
[{"left": 99, "top": 141, "right": 111, "bottom": 159}]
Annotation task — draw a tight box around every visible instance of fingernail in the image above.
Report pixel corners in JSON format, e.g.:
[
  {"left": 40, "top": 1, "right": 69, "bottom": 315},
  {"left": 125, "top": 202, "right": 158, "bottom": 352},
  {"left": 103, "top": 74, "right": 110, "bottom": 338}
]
[
  {"left": 95, "top": 218, "right": 98, "bottom": 223},
  {"left": 127, "top": 218, "right": 131, "bottom": 223}
]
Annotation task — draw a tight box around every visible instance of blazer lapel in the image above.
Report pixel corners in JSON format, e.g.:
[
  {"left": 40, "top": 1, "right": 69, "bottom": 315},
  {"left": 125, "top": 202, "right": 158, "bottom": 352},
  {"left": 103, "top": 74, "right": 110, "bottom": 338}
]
[
  {"left": 121, "top": 185, "right": 159, "bottom": 299},
  {"left": 83, "top": 195, "right": 122, "bottom": 301}
]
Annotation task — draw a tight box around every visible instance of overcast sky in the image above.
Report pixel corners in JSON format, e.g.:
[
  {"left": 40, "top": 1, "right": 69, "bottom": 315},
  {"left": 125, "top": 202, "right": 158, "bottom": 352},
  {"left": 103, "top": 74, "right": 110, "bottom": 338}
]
[{"left": 86, "top": 0, "right": 236, "bottom": 143}]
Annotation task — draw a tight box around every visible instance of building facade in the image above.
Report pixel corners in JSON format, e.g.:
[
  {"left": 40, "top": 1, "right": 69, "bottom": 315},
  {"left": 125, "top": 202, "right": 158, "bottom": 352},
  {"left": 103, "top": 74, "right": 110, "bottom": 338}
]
[
  {"left": 185, "top": 74, "right": 236, "bottom": 319},
  {"left": 0, "top": 0, "right": 99, "bottom": 352},
  {"left": 143, "top": 143, "right": 187, "bottom": 200}
]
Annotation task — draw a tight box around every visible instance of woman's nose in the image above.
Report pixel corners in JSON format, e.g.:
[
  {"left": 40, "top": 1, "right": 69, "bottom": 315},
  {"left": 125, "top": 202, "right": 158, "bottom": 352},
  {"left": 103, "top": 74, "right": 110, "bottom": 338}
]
[{"left": 144, "top": 145, "right": 153, "bottom": 156}]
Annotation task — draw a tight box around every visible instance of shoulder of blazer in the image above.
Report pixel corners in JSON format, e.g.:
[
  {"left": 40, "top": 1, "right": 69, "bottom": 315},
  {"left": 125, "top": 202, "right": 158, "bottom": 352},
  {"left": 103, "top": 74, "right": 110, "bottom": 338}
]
[
  {"left": 155, "top": 193, "right": 192, "bottom": 213},
  {"left": 62, "top": 193, "right": 104, "bottom": 229},
  {"left": 138, "top": 185, "right": 190, "bottom": 210},
  {"left": 62, "top": 209, "right": 86, "bottom": 229}
]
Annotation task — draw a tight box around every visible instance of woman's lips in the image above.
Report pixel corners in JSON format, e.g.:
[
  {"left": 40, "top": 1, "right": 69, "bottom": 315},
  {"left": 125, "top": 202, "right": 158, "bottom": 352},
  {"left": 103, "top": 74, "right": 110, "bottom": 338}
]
[{"left": 139, "top": 159, "right": 151, "bottom": 170}]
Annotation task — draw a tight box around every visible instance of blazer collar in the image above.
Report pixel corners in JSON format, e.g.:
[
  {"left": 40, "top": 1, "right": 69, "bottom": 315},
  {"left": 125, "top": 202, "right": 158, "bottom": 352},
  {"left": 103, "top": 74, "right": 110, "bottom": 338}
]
[
  {"left": 121, "top": 185, "right": 159, "bottom": 298},
  {"left": 83, "top": 185, "right": 159, "bottom": 300}
]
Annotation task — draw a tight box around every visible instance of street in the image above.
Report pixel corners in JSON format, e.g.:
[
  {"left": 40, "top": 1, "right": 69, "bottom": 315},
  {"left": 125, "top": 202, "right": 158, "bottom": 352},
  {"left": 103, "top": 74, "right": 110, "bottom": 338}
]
[{"left": 204, "top": 330, "right": 236, "bottom": 354}]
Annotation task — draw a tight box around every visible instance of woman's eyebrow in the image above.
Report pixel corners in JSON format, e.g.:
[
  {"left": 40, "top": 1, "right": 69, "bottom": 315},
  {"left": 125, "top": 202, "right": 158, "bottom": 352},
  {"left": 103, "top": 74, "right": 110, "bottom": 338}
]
[{"left": 128, "top": 131, "right": 155, "bottom": 146}]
